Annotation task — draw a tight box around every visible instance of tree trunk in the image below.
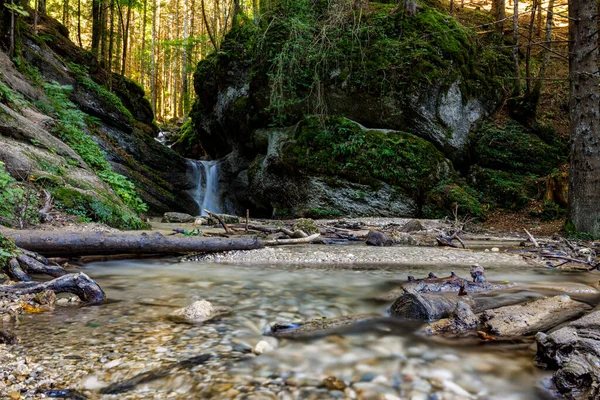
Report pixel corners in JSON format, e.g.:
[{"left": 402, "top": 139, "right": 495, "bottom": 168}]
[
  {"left": 513, "top": 0, "right": 520, "bottom": 92},
  {"left": 525, "top": 0, "right": 538, "bottom": 93},
  {"left": 202, "top": 0, "right": 218, "bottom": 50},
  {"left": 5, "top": 231, "right": 264, "bottom": 257},
  {"left": 140, "top": 0, "right": 147, "bottom": 86},
  {"left": 181, "top": 0, "right": 189, "bottom": 114},
  {"left": 492, "top": 0, "right": 505, "bottom": 33},
  {"left": 38, "top": 0, "right": 46, "bottom": 14},
  {"left": 567, "top": 0, "right": 600, "bottom": 234},
  {"left": 151, "top": 0, "right": 157, "bottom": 114},
  {"left": 91, "top": 0, "right": 102, "bottom": 59},
  {"left": 77, "top": 0, "right": 82, "bottom": 47},
  {"left": 121, "top": 2, "right": 131, "bottom": 76},
  {"left": 531, "top": 0, "right": 554, "bottom": 100}
]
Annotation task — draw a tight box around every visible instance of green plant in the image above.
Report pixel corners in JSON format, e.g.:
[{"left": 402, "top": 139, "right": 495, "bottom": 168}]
[
  {"left": 0, "top": 162, "right": 40, "bottom": 228},
  {"left": 0, "top": 78, "right": 27, "bottom": 109},
  {"left": 534, "top": 201, "right": 566, "bottom": 222},
  {"left": 42, "top": 82, "right": 148, "bottom": 221},
  {"left": 67, "top": 63, "right": 134, "bottom": 125}
]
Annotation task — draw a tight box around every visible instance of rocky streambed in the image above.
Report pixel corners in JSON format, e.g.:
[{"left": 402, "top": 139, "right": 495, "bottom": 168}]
[{"left": 1, "top": 245, "right": 599, "bottom": 399}]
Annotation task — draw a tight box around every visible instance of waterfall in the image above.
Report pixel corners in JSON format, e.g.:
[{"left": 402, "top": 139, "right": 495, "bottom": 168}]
[{"left": 189, "top": 159, "right": 223, "bottom": 216}]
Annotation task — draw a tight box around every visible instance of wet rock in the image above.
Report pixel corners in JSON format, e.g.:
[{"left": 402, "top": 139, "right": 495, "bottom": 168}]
[
  {"left": 389, "top": 292, "right": 463, "bottom": 320},
  {"left": 470, "top": 264, "right": 486, "bottom": 283},
  {"left": 0, "top": 330, "right": 19, "bottom": 345},
  {"left": 401, "top": 270, "right": 516, "bottom": 294},
  {"left": 535, "top": 310, "right": 600, "bottom": 399},
  {"left": 366, "top": 231, "right": 394, "bottom": 247},
  {"left": 162, "top": 212, "right": 195, "bottom": 223},
  {"left": 323, "top": 376, "right": 347, "bottom": 391},
  {"left": 481, "top": 295, "right": 591, "bottom": 336},
  {"left": 168, "top": 300, "right": 232, "bottom": 324},
  {"left": 266, "top": 314, "right": 377, "bottom": 338},
  {"left": 254, "top": 340, "right": 275, "bottom": 355},
  {"left": 292, "top": 219, "right": 319, "bottom": 235},
  {"left": 421, "top": 302, "right": 479, "bottom": 335},
  {"left": 207, "top": 214, "right": 241, "bottom": 225},
  {"left": 399, "top": 220, "right": 425, "bottom": 232}
]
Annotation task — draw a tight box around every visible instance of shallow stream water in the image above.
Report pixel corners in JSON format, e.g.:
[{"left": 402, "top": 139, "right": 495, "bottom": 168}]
[{"left": 4, "top": 246, "right": 600, "bottom": 399}]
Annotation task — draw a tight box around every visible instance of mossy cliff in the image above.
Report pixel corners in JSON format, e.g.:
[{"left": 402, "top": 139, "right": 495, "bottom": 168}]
[
  {"left": 0, "top": 13, "right": 197, "bottom": 228},
  {"left": 180, "top": 0, "right": 564, "bottom": 218}
]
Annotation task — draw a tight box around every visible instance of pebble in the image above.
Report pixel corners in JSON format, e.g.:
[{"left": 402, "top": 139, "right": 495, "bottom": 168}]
[{"left": 254, "top": 340, "right": 275, "bottom": 355}]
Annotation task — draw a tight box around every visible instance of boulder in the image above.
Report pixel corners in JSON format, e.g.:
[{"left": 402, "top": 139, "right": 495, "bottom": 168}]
[
  {"left": 168, "top": 300, "right": 231, "bottom": 324},
  {"left": 366, "top": 231, "right": 394, "bottom": 247},
  {"left": 162, "top": 212, "right": 195, "bottom": 223},
  {"left": 207, "top": 213, "right": 240, "bottom": 225}
]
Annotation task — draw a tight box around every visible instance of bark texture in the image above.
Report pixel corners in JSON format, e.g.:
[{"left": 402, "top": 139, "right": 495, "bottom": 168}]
[{"left": 568, "top": 0, "right": 600, "bottom": 234}]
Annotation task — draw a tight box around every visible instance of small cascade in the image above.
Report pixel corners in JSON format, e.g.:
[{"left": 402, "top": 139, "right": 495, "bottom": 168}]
[{"left": 189, "top": 159, "right": 223, "bottom": 216}]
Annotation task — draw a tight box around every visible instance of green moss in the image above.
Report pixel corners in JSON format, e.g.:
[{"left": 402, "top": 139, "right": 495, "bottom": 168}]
[
  {"left": 423, "top": 181, "right": 484, "bottom": 219},
  {"left": 51, "top": 187, "right": 148, "bottom": 230},
  {"left": 469, "top": 166, "right": 536, "bottom": 210},
  {"left": 284, "top": 116, "right": 452, "bottom": 195},
  {"left": 473, "top": 120, "right": 565, "bottom": 175},
  {"left": 292, "top": 218, "right": 319, "bottom": 234}
]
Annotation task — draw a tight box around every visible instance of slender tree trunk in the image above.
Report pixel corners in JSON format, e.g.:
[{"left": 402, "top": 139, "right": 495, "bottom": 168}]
[
  {"left": 151, "top": 0, "right": 157, "bottom": 115},
  {"left": 536, "top": 0, "right": 543, "bottom": 36},
  {"left": 8, "top": 0, "right": 15, "bottom": 57},
  {"left": 34, "top": 0, "right": 39, "bottom": 34},
  {"left": 202, "top": 0, "right": 218, "bottom": 50},
  {"left": 121, "top": 2, "right": 131, "bottom": 76},
  {"left": 140, "top": 0, "right": 147, "bottom": 86},
  {"left": 492, "top": 0, "right": 505, "bottom": 33},
  {"left": 91, "top": 0, "right": 102, "bottom": 59},
  {"left": 567, "top": 0, "right": 600, "bottom": 234},
  {"left": 252, "top": 0, "right": 258, "bottom": 24},
  {"left": 108, "top": 0, "right": 115, "bottom": 75},
  {"left": 62, "top": 0, "right": 69, "bottom": 26},
  {"left": 38, "top": 0, "right": 45, "bottom": 14},
  {"left": 77, "top": 0, "right": 82, "bottom": 47},
  {"left": 532, "top": 0, "right": 554, "bottom": 99},
  {"left": 525, "top": 0, "right": 537, "bottom": 93},
  {"left": 512, "top": 0, "right": 520, "bottom": 91},
  {"left": 182, "top": 0, "right": 189, "bottom": 115}
]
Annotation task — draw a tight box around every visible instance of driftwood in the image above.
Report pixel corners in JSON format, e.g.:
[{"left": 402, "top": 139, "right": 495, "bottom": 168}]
[
  {"left": 0, "top": 273, "right": 105, "bottom": 303},
  {"left": 481, "top": 295, "right": 590, "bottom": 336},
  {"left": 402, "top": 269, "right": 516, "bottom": 294},
  {"left": 204, "top": 209, "right": 232, "bottom": 233},
  {"left": 38, "top": 189, "right": 54, "bottom": 223},
  {"left": 7, "top": 258, "right": 31, "bottom": 282},
  {"left": 263, "top": 233, "right": 320, "bottom": 246},
  {"left": 5, "top": 231, "right": 264, "bottom": 257}
]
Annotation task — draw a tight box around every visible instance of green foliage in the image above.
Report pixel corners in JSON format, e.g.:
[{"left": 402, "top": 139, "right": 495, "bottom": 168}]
[
  {"left": 67, "top": 63, "right": 134, "bottom": 125},
  {"left": 0, "top": 234, "right": 19, "bottom": 269},
  {"left": 292, "top": 218, "right": 319, "bottom": 234},
  {"left": 473, "top": 120, "right": 565, "bottom": 175},
  {"left": 469, "top": 166, "right": 536, "bottom": 210},
  {"left": 303, "top": 208, "right": 344, "bottom": 219},
  {"left": 42, "top": 81, "right": 148, "bottom": 223},
  {"left": 286, "top": 116, "right": 452, "bottom": 195},
  {"left": 423, "top": 181, "right": 484, "bottom": 219},
  {"left": 0, "top": 78, "right": 27, "bottom": 109},
  {"left": 533, "top": 201, "right": 566, "bottom": 222},
  {"left": 0, "top": 161, "right": 40, "bottom": 228},
  {"left": 51, "top": 187, "right": 148, "bottom": 230},
  {"left": 247, "top": 1, "right": 511, "bottom": 124}
]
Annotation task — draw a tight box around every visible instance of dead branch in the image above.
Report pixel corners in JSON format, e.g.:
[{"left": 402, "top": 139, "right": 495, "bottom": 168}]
[
  {"left": 204, "top": 209, "right": 232, "bottom": 233},
  {"left": 524, "top": 228, "right": 539, "bottom": 248},
  {"left": 263, "top": 233, "right": 321, "bottom": 246},
  {"left": 0, "top": 273, "right": 105, "bottom": 303}
]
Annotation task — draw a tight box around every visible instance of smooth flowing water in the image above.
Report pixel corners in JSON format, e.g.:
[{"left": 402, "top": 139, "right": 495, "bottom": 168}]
[
  {"left": 5, "top": 248, "right": 600, "bottom": 399},
  {"left": 189, "top": 160, "right": 222, "bottom": 216}
]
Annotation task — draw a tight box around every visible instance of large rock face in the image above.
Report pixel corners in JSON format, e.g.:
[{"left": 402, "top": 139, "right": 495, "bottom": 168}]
[
  {"left": 0, "top": 14, "right": 197, "bottom": 226},
  {"left": 182, "top": 2, "right": 512, "bottom": 217}
]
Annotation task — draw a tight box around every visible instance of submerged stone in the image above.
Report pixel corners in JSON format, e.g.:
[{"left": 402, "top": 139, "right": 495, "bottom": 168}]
[{"left": 168, "top": 300, "right": 232, "bottom": 324}]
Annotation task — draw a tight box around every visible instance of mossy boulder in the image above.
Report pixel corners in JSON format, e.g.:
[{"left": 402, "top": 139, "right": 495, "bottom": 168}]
[
  {"left": 187, "top": 2, "right": 511, "bottom": 163},
  {"left": 244, "top": 116, "right": 479, "bottom": 218}
]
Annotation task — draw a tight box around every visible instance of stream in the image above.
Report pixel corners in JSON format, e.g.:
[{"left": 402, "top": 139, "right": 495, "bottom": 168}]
[{"left": 3, "top": 246, "right": 600, "bottom": 399}]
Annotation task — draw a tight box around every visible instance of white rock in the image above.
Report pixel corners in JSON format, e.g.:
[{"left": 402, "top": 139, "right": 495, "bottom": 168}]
[
  {"left": 168, "top": 300, "right": 231, "bottom": 324},
  {"left": 491, "top": 247, "right": 500, "bottom": 252},
  {"left": 254, "top": 340, "right": 275, "bottom": 355},
  {"left": 103, "top": 359, "right": 121, "bottom": 369},
  {"left": 82, "top": 375, "right": 107, "bottom": 390}
]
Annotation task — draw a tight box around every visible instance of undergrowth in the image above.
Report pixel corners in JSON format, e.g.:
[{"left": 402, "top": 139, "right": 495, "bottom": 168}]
[
  {"left": 0, "top": 161, "right": 40, "bottom": 228},
  {"left": 41, "top": 81, "right": 147, "bottom": 228}
]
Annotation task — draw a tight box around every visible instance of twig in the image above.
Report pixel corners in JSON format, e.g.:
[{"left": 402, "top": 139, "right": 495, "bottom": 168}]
[
  {"left": 524, "top": 229, "right": 539, "bottom": 248},
  {"left": 204, "top": 209, "right": 232, "bottom": 234}
]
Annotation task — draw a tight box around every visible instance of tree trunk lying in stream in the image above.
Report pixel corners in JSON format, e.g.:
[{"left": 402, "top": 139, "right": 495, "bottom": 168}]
[
  {"left": 5, "top": 231, "right": 264, "bottom": 257},
  {"left": 0, "top": 273, "right": 105, "bottom": 303},
  {"left": 421, "top": 295, "right": 590, "bottom": 337}
]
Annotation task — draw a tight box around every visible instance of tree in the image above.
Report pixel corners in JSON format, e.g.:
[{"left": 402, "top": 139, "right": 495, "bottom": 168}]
[{"left": 567, "top": 0, "right": 600, "bottom": 234}]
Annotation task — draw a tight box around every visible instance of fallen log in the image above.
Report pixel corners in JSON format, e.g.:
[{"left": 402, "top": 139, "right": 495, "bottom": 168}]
[
  {"left": 401, "top": 268, "right": 516, "bottom": 294},
  {"left": 263, "top": 233, "right": 320, "bottom": 246},
  {"left": 390, "top": 291, "right": 529, "bottom": 320},
  {"left": 266, "top": 314, "right": 378, "bottom": 338},
  {"left": 0, "top": 272, "right": 105, "bottom": 303},
  {"left": 5, "top": 231, "right": 264, "bottom": 257},
  {"left": 481, "top": 295, "right": 591, "bottom": 336}
]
